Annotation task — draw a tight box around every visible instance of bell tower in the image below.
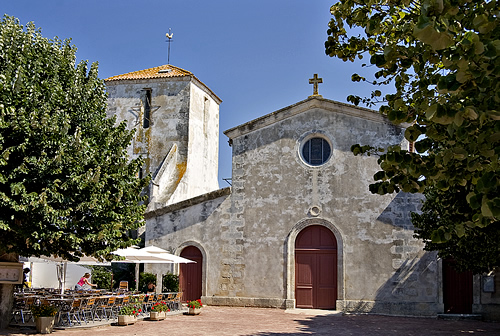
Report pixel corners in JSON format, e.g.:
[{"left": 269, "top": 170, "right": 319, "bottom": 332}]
[{"left": 105, "top": 64, "right": 221, "bottom": 210}]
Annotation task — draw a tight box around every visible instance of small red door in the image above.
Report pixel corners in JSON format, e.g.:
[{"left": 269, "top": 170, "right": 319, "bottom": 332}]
[
  {"left": 443, "top": 258, "right": 473, "bottom": 313},
  {"left": 295, "top": 225, "right": 337, "bottom": 309},
  {"left": 179, "top": 246, "right": 202, "bottom": 302}
]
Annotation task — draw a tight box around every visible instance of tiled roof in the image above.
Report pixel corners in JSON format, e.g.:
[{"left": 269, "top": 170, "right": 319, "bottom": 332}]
[{"left": 104, "top": 64, "right": 192, "bottom": 82}]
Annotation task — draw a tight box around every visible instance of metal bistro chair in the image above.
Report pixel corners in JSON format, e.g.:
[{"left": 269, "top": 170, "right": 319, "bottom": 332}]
[
  {"left": 114, "top": 295, "right": 129, "bottom": 316},
  {"left": 80, "top": 297, "right": 98, "bottom": 324},
  {"left": 142, "top": 294, "right": 156, "bottom": 314},
  {"left": 173, "top": 292, "right": 182, "bottom": 311},
  {"left": 99, "top": 296, "right": 117, "bottom": 321},
  {"left": 10, "top": 296, "right": 35, "bottom": 324},
  {"left": 165, "top": 293, "right": 176, "bottom": 311},
  {"left": 119, "top": 281, "right": 129, "bottom": 291},
  {"left": 59, "top": 298, "right": 83, "bottom": 327}
]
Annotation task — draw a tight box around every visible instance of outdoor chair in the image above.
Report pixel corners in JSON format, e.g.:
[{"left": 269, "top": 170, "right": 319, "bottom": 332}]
[
  {"left": 10, "top": 296, "right": 35, "bottom": 324},
  {"left": 143, "top": 294, "right": 156, "bottom": 313},
  {"left": 80, "top": 297, "right": 98, "bottom": 324},
  {"left": 119, "top": 281, "right": 128, "bottom": 291},
  {"left": 165, "top": 293, "right": 176, "bottom": 311},
  {"left": 98, "top": 296, "right": 117, "bottom": 320},
  {"left": 114, "top": 295, "right": 129, "bottom": 316},
  {"left": 58, "top": 299, "right": 82, "bottom": 327},
  {"left": 173, "top": 292, "right": 182, "bottom": 311},
  {"left": 155, "top": 294, "right": 163, "bottom": 308}
]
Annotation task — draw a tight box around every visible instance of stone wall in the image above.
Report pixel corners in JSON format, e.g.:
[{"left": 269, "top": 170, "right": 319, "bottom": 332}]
[
  {"left": 145, "top": 97, "right": 441, "bottom": 316},
  {"left": 106, "top": 77, "right": 192, "bottom": 175},
  {"left": 106, "top": 76, "right": 220, "bottom": 208}
]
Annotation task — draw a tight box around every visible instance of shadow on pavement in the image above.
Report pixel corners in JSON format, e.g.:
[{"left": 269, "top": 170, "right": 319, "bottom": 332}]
[{"left": 246, "top": 314, "right": 500, "bottom": 336}]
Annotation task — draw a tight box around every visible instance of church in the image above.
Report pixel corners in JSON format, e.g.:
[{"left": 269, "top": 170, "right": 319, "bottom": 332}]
[{"left": 105, "top": 64, "right": 500, "bottom": 320}]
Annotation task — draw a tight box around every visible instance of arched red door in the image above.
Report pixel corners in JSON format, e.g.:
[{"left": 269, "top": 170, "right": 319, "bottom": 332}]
[
  {"left": 179, "top": 246, "right": 202, "bottom": 302},
  {"left": 295, "top": 225, "right": 337, "bottom": 309}
]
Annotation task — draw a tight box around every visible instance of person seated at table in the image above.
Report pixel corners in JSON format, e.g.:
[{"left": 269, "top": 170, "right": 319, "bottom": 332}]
[
  {"left": 75, "top": 273, "right": 97, "bottom": 290},
  {"left": 142, "top": 282, "right": 156, "bottom": 293}
]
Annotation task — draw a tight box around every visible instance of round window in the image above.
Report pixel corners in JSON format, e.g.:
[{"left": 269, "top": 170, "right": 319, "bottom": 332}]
[{"left": 301, "top": 137, "right": 331, "bottom": 166}]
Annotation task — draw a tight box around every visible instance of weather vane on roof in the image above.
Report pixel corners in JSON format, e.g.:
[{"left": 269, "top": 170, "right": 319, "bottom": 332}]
[{"left": 166, "top": 28, "right": 173, "bottom": 64}]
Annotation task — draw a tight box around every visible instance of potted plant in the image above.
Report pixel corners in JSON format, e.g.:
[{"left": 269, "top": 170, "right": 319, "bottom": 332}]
[
  {"left": 186, "top": 299, "right": 203, "bottom": 315},
  {"left": 31, "top": 304, "right": 58, "bottom": 334},
  {"left": 149, "top": 301, "right": 170, "bottom": 321},
  {"left": 118, "top": 302, "right": 142, "bottom": 325}
]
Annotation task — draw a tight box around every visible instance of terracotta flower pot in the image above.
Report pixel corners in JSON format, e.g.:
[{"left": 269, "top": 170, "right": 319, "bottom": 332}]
[
  {"left": 117, "top": 315, "right": 137, "bottom": 325},
  {"left": 35, "top": 316, "right": 55, "bottom": 334},
  {"left": 149, "top": 311, "right": 166, "bottom": 321},
  {"left": 187, "top": 307, "right": 201, "bottom": 315}
]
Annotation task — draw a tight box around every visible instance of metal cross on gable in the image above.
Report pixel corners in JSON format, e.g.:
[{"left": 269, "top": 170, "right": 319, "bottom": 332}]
[{"left": 309, "top": 74, "right": 323, "bottom": 97}]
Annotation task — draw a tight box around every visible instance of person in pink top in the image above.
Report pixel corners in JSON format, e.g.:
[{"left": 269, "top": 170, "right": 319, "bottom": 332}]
[{"left": 75, "top": 273, "right": 97, "bottom": 290}]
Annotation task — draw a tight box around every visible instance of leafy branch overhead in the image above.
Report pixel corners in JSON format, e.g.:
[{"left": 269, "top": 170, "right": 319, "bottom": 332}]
[
  {"left": 0, "top": 16, "right": 150, "bottom": 261},
  {"left": 325, "top": 0, "right": 499, "bottom": 272}
]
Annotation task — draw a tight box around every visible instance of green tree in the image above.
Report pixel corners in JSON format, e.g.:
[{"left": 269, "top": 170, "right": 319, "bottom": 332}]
[
  {"left": 139, "top": 271, "right": 157, "bottom": 292},
  {"left": 325, "top": 0, "right": 499, "bottom": 272},
  {"left": 412, "top": 186, "right": 500, "bottom": 273},
  {"left": 0, "top": 15, "right": 150, "bottom": 261},
  {"left": 89, "top": 266, "right": 113, "bottom": 290},
  {"left": 162, "top": 272, "right": 179, "bottom": 292}
]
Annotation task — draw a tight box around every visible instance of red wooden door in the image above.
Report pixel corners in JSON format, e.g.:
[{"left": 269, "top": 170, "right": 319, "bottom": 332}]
[
  {"left": 179, "top": 246, "right": 203, "bottom": 302},
  {"left": 295, "top": 225, "right": 337, "bottom": 309},
  {"left": 443, "top": 258, "right": 473, "bottom": 313}
]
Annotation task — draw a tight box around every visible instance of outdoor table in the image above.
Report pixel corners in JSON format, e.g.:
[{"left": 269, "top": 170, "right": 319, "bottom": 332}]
[{"left": 46, "top": 297, "right": 74, "bottom": 325}]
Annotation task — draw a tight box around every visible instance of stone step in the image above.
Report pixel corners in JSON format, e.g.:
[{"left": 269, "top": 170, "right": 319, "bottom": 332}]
[{"left": 437, "top": 313, "right": 482, "bottom": 321}]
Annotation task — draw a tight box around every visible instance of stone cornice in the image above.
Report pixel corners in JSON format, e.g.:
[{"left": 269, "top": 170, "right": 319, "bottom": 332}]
[
  {"left": 145, "top": 187, "right": 231, "bottom": 219},
  {"left": 224, "top": 96, "right": 396, "bottom": 140}
]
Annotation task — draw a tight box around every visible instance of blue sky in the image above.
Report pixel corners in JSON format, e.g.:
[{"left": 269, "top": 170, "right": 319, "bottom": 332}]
[{"left": 4, "top": 0, "right": 375, "bottom": 187}]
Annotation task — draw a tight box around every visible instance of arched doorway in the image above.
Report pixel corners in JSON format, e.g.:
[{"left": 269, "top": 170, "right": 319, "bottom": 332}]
[
  {"left": 179, "top": 246, "right": 203, "bottom": 302},
  {"left": 295, "top": 225, "right": 337, "bottom": 309}
]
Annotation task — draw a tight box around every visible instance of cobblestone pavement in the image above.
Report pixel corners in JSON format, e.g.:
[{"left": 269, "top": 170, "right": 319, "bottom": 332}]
[{"left": 2, "top": 306, "right": 500, "bottom": 336}]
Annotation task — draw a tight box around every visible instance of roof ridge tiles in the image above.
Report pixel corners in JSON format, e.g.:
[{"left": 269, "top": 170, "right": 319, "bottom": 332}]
[{"left": 104, "top": 64, "right": 193, "bottom": 82}]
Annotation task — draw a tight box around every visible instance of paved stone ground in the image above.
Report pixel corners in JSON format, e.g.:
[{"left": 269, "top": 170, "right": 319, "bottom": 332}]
[{"left": 2, "top": 306, "right": 500, "bottom": 336}]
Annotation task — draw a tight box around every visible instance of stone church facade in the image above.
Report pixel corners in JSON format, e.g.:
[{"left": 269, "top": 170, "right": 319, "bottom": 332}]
[{"left": 106, "top": 66, "right": 499, "bottom": 319}]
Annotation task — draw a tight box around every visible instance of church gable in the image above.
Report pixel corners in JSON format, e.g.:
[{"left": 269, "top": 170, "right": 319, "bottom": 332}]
[{"left": 224, "top": 96, "right": 394, "bottom": 140}]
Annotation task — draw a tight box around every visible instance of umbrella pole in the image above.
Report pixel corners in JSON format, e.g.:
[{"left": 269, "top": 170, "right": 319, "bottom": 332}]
[
  {"left": 156, "top": 272, "right": 160, "bottom": 294},
  {"left": 56, "top": 263, "right": 63, "bottom": 294},
  {"left": 135, "top": 263, "right": 140, "bottom": 291},
  {"left": 61, "top": 262, "right": 67, "bottom": 295}
]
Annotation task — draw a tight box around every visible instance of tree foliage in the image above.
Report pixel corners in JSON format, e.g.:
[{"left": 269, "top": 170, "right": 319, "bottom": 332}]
[
  {"left": 139, "top": 271, "right": 157, "bottom": 291},
  {"left": 89, "top": 265, "right": 112, "bottom": 290},
  {"left": 162, "top": 272, "right": 179, "bottom": 292},
  {"left": 325, "top": 0, "right": 499, "bottom": 272},
  {"left": 0, "top": 16, "right": 150, "bottom": 261},
  {"left": 412, "top": 186, "right": 500, "bottom": 273}
]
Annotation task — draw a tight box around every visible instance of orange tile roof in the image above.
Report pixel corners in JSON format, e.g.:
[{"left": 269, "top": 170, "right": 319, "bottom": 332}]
[{"left": 104, "top": 64, "right": 192, "bottom": 82}]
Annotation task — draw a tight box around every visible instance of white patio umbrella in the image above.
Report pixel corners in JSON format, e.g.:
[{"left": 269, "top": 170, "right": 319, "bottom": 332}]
[
  {"left": 29, "top": 255, "right": 111, "bottom": 265},
  {"left": 111, "top": 247, "right": 180, "bottom": 289},
  {"left": 27, "top": 255, "right": 111, "bottom": 294},
  {"left": 140, "top": 246, "right": 196, "bottom": 264},
  {"left": 111, "top": 246, "right": 195, "bottom": 292},
  {"left": 138, "top": 246, "right": 195, "bottom": 293},
  {"left": 111, "top": 247, "right": 174, "bottom": 262}
]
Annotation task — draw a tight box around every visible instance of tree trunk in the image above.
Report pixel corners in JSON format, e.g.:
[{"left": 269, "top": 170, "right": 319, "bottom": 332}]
[{"left": 0, "top": 252, "right": 18, "bottom": 329}]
